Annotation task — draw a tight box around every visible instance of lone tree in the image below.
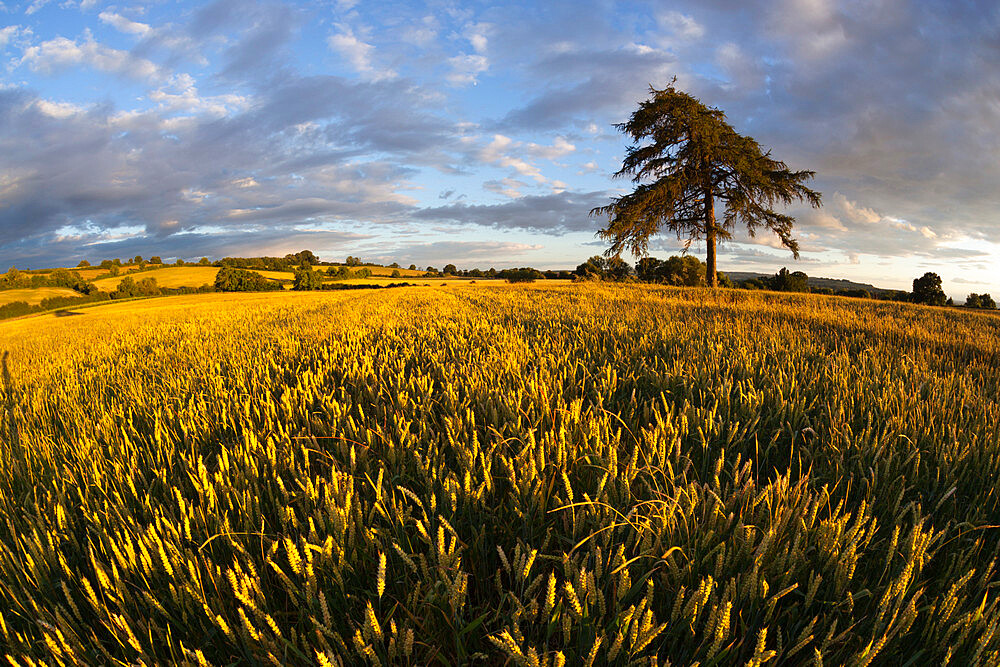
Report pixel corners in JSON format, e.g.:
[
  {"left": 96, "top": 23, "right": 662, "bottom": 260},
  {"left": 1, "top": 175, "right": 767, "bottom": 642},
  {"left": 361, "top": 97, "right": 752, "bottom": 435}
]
[
  {"left": 592, "top": 82, "right": 822, "bottom": 286},
  {"left": 911, "top": 272, "right": 947, "bottom": 306}
]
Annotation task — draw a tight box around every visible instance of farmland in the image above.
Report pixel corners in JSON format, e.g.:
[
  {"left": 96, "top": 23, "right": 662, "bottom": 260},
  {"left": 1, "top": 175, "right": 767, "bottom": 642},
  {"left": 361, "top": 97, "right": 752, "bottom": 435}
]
[
  {"left": 0, "top": 287, "right": 83, "bottom": 306},
  {"left": 0, "top": 285, "right": 999, "bottom": 665}
]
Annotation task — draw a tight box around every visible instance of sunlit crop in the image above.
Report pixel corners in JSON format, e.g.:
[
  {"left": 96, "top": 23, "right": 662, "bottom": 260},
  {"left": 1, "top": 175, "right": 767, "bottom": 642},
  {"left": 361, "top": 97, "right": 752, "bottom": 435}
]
[{"left": 0, "top": 285, "right": 998, "bottom": 665}]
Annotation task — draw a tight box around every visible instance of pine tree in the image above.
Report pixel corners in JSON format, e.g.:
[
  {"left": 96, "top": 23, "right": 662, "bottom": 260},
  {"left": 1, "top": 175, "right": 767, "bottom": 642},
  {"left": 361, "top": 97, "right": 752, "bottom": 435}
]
[{"left": 592, "top": 82, "right": 821, "bottom": 286}]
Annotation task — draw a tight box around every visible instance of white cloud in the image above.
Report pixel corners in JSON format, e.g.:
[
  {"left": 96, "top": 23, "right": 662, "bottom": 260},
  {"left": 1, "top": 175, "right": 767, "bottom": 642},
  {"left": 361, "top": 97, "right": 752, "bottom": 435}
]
[
  {"left": 21, "top": 35, "right": 162, "bottom": 81},
  {"left": 463, "top": 22, "right": 491, "bottom": 54},
  {"left": 832, "top": 192, "right": 882, "bottom": 225},
  {"left": 658, "top": 11, "right": 705, "bottom": 40},
  {"left": 447, "top": 53, "right": 488, "bottom": 86},
  {"left": 525, "top": 136, "right": 575, "bottom": 160},
  {"left": 0, "top": 25, "right": 21, "bottom": 48},
  {"left": 24, "top": 0, "right": 51, "bottom": 15},
  {"left": 98, "top": 11, "right": 152, "bottom": 37},
  {"left": 402, "top": 16, "right": 437, "bottom": 47},
  {"left": 328, "top": 25, "right": 395, "bottom": 80},
  {"left": 478, "top": 134, "right": 545, "bottom": 182},
  {"left": 148, "top": 74, "right": 248, "bottom": 116},
  {"left": 33, "top": 99, "right": 85, "bottom": 118}
]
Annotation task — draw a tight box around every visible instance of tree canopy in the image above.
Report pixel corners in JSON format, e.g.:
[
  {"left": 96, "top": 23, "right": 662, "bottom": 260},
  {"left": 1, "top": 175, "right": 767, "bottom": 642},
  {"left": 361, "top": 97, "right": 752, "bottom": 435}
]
[
  {"left": 912, "top": 272, "right": 947, "bottom": 306},
  {"left": 592, "top": 82, "right": 821, "bottom": 286}
]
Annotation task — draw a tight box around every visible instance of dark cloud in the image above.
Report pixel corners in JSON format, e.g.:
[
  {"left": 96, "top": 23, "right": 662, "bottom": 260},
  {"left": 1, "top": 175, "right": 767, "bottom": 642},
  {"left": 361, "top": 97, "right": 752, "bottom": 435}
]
[{"left": 413, "top": 191, "right": 609, "bottom": 235}]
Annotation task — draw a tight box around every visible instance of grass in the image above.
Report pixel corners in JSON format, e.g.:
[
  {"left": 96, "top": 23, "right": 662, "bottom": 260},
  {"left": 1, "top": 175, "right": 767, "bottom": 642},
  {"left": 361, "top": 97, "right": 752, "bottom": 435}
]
[{"left": 0, "top": 284, "right": 998, "bottom": 665}]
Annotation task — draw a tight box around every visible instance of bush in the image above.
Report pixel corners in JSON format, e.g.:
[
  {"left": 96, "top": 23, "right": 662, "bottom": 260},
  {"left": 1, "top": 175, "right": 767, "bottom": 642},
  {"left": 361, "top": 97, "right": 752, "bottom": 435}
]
[
  {"left": 292, "top": 268, "right": 324, "bottom": 291},
  {"left": 214, "top": 267, "right": 283, "bottom": 292}
]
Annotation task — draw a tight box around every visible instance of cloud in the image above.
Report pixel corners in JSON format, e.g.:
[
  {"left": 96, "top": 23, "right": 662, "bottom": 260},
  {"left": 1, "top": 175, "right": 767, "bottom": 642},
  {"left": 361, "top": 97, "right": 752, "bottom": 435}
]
[
  {"left": 329, "top": 24, "right": 395, "bottom": 80},
  {"left": 413, "top": 191, "right": 608, "bottom": 234},
  {"left": 98, "top": 11, "right": 152, "bottom": 37},
  {"left": 657, "top": 11, "right": 705, "bottom": 40},
  {"left": 446, "top": 53, "right": 488, "bottom": 86},
  {"left": 362, "top": 240, "right": 543, "bottom": 267},
  {"left": 21, "top": 35, "right": 163, "bottom": 80}
]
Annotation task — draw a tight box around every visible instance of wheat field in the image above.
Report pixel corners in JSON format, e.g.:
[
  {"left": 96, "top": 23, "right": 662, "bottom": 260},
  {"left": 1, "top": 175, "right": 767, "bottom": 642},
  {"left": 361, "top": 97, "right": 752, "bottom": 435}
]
[{"left": 0, "top": 285, "right": 998, "bottom": 665}]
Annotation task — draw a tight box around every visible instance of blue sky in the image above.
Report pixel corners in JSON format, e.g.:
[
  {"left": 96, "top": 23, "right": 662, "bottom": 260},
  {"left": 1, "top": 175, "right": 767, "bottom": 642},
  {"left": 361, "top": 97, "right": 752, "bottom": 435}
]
[{"left": 1, "top": 0, "right": 998, "bottom": 296}]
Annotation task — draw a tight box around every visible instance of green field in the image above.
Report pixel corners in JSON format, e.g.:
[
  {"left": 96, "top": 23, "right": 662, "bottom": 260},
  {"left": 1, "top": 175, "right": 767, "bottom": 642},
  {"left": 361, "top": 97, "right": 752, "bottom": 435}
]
[{"left": 1, "top": 285, "right": 999, "bottom": 665}]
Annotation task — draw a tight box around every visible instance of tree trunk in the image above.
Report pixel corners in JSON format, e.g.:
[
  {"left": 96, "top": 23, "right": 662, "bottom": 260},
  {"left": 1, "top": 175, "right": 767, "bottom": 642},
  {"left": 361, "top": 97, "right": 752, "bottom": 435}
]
[{"left": 705, "top": 188, "right": 718, "bottom": 287}]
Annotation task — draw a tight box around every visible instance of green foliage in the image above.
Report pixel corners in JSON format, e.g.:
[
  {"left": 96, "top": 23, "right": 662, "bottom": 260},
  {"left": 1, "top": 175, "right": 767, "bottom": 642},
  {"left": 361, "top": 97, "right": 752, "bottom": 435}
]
[
  {"left": 575, "top": 256, "right": 633, "bottom": 281},
  {"left": 345, "top": 255, "right": 362, "bottom": 266},
  {"left": 111, "top": 276, "right": 160, "bottom": 298},
  {"left": 443, "top": 263, "right": 458, "bottom": 275},
  {"left": 198, "top": 257, "right": 211, "bottom": 266},
  {"left": 966, "top": 293, "right": 996, "bottom": 309},
  {"left": 636, "top": 255, "right": 704, "bottom": 286},
  {"left": 912, "top": 272, "right": 947, "bottom": 306},
  {"left": 593, "top": 81, "right": 821, "bottom": 285},
  {"left": 293, "top": 267, "right": 325, "bottom": 291},
  {"left": 214, "top": 267, "right": 283, "bottom": 292},
  {"left": 149, "top": 256, "right": 162, "bottom": 265},
  {"left": 499, "top": 267, "right": 546, "bottom": 283},
  {"left": 1, "top": 267, "right": 30, "bottom": 290},
  {"left": 770, "top": 267, "right": 810, "bottom": 292},
  {"left": 77, "top": 260, "right": 91, "bottom": 268},
  {"left": 390, "top": 269, "right": 402, "bottom": 278}
]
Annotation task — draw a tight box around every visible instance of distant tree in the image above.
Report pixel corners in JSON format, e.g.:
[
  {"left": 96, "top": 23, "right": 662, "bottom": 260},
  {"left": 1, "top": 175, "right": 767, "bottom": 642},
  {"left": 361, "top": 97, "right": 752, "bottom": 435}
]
[
  {"left": 136, "top": 277, "right": 160, "bottom": 296},
  {"left": 390, "top": 269, "right": 402, "bottom": 278},
  {"left": 443, "top": 264, "right": 458, "bottom": 275},
  {"left": 409, "top": 264, "right": 417, "bottom": 271},
  {"left": 133, "top": 255, "right": 143, "bottom": 264},
  {"left": 501, "top": 268, "right": 545, "bottom": 283},
  {"left": 717, "top": 271, "right": 734, "bottom": 288},
  {"left": 770, "top": 268, "right": 810, "bottom": 293},
  {"left": 77, "top": 260, "right": 91, "bottom": 268},
  {"left": 345, "top": 256, "right": 362, "bottom": 267},
  {"left": 100, "top": 259, "right": 114, "bottom": 270},
  {"left": 286, "top": 250, "right": 320, "bottom": 266},
  {"left": 592, "top": 81, "right": 821, "bottom": 287},
  {"left": 198, "top": 257, "right": 211, "bottom": 266},
  {"left": 575, "top": 256, "right": 607, "bottom": 280},
  {"left": 215, "top": 267, "right": 282, "bottom": 292},
  {"left": 2, "top": 266, "right": 30, "bottom": 289},
  {"left": 149, "top": 256, "right": 162, "bottom": 264},
  {"left": 109, "top": 265, "right": 121, "bottom": 277},
  {"left": 605, "top": 256, "right": 633, "bottom": 281},
  {"left": 175, "top": 258, "right": 185, "bottom": 266},
  {"left": 355, "top": 267, "right": 372, "bottom": 278},
  {"left": 425, "top": 266, "right": 438, "bottom": 274},
  {"left": 468, "top": 268, "right": 484, "bottom": 278},
  {"left": 112, "top": 276, "right": 138, "bottom": 299},
  {"left": 968, "top": 293, "right": 996, "bottom": 309},
  {"left": 293, "top": 267, "right": 324, "bottom": 291},
  {"left": 912, "top": 272, "right": 947, "bottom": 306}
]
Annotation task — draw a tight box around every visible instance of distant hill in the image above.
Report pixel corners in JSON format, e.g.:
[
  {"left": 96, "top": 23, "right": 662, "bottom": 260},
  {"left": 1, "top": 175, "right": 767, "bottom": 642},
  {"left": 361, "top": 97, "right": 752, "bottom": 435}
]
[{"left": 724, "top": 272, "right": 897, "bottom": 295}]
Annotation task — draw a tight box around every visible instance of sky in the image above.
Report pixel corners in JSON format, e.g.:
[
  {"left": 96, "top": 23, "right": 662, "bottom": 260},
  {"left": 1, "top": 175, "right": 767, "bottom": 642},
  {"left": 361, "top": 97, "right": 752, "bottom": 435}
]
[{"left": 0, "top": 0, "right": 998, "bottom": 295}]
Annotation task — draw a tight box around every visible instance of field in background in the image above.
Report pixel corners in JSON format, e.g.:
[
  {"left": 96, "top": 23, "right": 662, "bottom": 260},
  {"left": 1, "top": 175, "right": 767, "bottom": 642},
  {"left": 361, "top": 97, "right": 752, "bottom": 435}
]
[
  {"left": 1, "top": 285, "right": 999, "bottom": 665},
  {"left": 0, "top": 286, "right": 84, "bottom": 305},
  {"left": 91, "top": 266, "right": 293, "bottom": 290}
]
